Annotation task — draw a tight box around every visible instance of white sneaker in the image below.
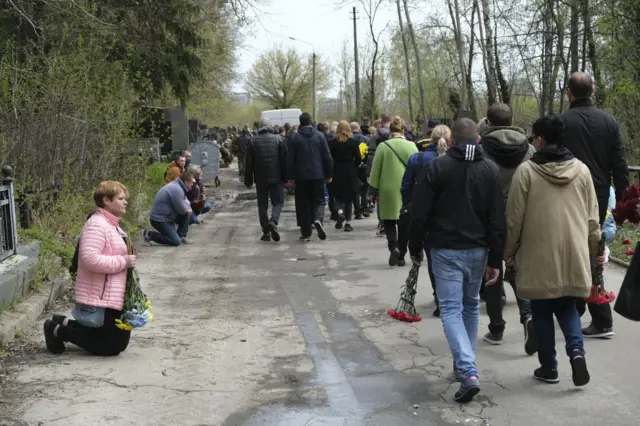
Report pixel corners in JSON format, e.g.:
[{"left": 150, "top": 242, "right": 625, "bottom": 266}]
[{"left": 180, "top": 237, "right": 194, "bottom": 245}]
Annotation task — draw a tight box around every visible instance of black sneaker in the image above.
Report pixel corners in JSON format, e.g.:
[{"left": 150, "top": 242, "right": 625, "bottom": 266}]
[
  {"left": 363, "top": 211, "right": 370, "bottom": 218},
  {"left": 533, "top": 367, "right": 559, "bottom": 384},
  {"left": 397, "top": 258, "right": 406, "bottom": 267},
  {"left": 483, "top": 331, "right": 504, "bottom": 345},
  {"left": 582, "top": 323, "right": 614, "bottom": 339},
  {"left": 344, "top": 223, "right": 353, "bottom": 232},
  {"left": 260, "top": 233, "right": 271, "bottom": 242},
  {"left": 524, "top": 317, "right": 538, "bottom": 355},
  {"left": 354, "top": 214, "right": 363, "bottom": 220},
  {"left": 570, "top": 350, "right": 590, "bottom": 386},
  {"left": 43, "top": 320, "right": 65, "bottom": 354},
  {"left": 143, "top": 229, "right": 151, "bottom": 243},
  {"left": 454, "top": 377, "right": 480, "bottom": 403},
  {"left": 268, "top": 221, "right": 280, "bottom": 242},
  {"left": 314, "top": 220, "right": 327, "bottom": 240},
  {"left": 299, "top": 235, "right": 311, "bottom": 243},
  {"left": 335, "top": 212, "right": 344, "bottom": 229},
  {"left": 388, "top": 248, "right": 400, "bottom": 266},
  {"left": 433, "top": 306, "right": 440, "bottom": 317}
]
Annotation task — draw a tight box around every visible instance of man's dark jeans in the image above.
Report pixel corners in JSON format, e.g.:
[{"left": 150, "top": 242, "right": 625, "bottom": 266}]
[
  {"left": 294, "top": 179, "right": 325, "bottom": 237},
  {"left": 531, "top": 297, "right": 585, "bottom": 370},
  {"left": 576, "top": 193, "right": 614, "bottom": 329},
  {"left": 149, "top": 215, "right": 190, "bottom": 246},
  {"left": 485, "top": 266, "right": 532, "bottom": 334},
  {"left": 256, "top": 183, "right": 284, "bottom": 232}
]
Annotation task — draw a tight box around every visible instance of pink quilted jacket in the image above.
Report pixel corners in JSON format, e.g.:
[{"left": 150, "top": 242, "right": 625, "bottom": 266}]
[{"left": 75, "top": 208, "right": 129, "bottom": 311}]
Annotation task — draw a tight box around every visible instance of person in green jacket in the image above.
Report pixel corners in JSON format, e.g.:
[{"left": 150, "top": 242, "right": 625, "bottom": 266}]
[{"left": 370, "top": 115, "right": 418, "bottom": 266}]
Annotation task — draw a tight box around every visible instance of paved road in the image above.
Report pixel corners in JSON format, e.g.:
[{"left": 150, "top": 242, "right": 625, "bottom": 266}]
[{"left": 1, "top": 166, "right": 638, "bottom": 426}]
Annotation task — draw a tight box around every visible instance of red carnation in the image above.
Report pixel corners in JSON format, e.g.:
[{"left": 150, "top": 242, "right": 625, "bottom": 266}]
[
  {"left": 626, "top": 249, "right": 635, "bottom": 256},
  {"left": 623, "top": 239, "right": 632, "bottom": 245}
]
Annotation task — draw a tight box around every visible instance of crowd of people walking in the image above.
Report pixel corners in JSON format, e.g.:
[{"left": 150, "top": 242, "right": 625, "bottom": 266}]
[
  {"left": 239, "top": 71, "right": 628, "bottom": 403},
  {"left": 44, "top": 71, "right": 628, "bottom": 407}
]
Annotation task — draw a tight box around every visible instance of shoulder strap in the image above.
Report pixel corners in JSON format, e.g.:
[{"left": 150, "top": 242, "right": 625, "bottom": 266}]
[{"left": 382, "top": 141, "right": 407, "bottom": 168}]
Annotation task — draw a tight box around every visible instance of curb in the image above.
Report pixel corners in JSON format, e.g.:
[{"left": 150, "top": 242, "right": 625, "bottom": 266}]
[
  {"left": 610, "top": 256, "right": 630, "bottom": 268},
  {"left": 0, "top": 277, "right": 70, "bottom": 348}
]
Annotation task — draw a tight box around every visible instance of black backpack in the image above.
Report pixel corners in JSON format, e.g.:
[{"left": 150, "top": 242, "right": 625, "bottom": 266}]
[{"left": 69, "top": 211, "right": 96, "bottom": 275}]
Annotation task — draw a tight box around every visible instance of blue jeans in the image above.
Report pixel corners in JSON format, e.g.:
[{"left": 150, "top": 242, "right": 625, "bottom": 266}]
[
  {"left": 530, "top": 297, "right": 584, "bottom": 370},
  {"left": 190, "top": 202, "right": 213, "bottom": 224},
  {"left": 431, "top": 247, "right": 488, "bottom": 379},
  {"left": 149, "top": 215, "right": 190, "bottom": 246}
]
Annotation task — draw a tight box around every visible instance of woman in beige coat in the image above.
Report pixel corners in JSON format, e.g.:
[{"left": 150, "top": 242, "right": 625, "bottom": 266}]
[{"left": 503, "top": 115, "right": 602, "bottom": 387}]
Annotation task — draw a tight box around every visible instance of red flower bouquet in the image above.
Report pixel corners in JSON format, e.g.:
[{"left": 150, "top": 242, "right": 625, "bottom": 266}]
[
  {"left": 585, "top": 231, "right": 616, "bottom": 305},
  {"left": 388, "top": 264, "right": 423, "bottom": 323}
]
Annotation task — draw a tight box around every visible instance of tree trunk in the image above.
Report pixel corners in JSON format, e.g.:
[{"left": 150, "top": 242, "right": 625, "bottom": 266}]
[
  {"left": 396, "top": 0, "right": 414, "bottom": 123},
  {"left": 569, "top": 0, "right": 580, "bottom": 72},
  {"left": 583, "top": 0, "right": 605, "bottom": 106},
  {"left": 403, "top": 0, "right": 428, "bottom": 128},
  {"left": 480, "top": 0, "right": 498, "bottom": 106},
  {"left": 448, "top": 0, "right": 468, "bottom": 110},
  {"left": 540, "top": 0, "right": 555, "bottom": 117},
  {"left": 466, "top": 1, "right": 478, "bottom": 120}
]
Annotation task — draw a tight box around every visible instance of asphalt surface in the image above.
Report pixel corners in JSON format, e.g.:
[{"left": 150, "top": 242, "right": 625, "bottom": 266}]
[{"left": 1, "top": 165, "right": 639, "bottom": 426}]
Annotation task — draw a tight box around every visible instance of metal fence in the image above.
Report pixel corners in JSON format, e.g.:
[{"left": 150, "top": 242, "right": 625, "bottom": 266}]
[{"left": 0, "top": 166, "right": 18, "bottom": 262}]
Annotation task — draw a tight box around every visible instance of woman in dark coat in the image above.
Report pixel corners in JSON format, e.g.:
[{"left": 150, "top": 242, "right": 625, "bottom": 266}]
[{"left": 328, "top": 120, "right": 362, "bottom": 232}]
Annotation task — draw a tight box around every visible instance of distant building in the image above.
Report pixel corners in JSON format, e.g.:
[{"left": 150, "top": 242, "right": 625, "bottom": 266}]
[
  {"left": 320, "top": 98, "right": 340, "bottom": 118},
  {"left": 232, "top": 92, "right": 252, "bottom": 105}
]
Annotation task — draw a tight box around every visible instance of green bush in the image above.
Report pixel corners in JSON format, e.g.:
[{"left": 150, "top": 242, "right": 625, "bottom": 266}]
[{"left": 610, "top": 223, "right": 640, "bottom": 261}]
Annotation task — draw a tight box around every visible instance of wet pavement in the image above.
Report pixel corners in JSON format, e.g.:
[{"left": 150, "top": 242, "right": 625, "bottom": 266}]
[{"left": 1, "top": 165, "right": 639, "bottom": 426}]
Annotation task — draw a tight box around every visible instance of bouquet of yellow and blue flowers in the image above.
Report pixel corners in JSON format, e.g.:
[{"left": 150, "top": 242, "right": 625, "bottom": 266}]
[{"left": 115, "top": 238, "right": 154, "bottom": 331}]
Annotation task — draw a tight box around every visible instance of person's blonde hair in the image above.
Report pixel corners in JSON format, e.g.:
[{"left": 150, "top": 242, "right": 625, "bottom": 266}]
[
  {"left": 94, "top": 181, "right": 128, "bottom": 208},
  {"left": 335, "top": 120, "right": 353, "bottom": 142},
  {"left": 432, "top": 124, "right": 451, "bottom": 156},
  {"left": 389, "top": 115, "right": 404, "bottom": 133},
  {"left": 373, "top": 119, "right": 382, "bottom": 129}
]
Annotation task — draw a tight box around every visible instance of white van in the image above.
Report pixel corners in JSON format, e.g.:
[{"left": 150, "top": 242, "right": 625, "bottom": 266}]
[{"left": 260, "top": 109, "right": 302, "bottom": 126}]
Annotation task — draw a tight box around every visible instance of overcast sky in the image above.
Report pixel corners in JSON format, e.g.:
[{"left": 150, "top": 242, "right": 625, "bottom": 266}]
[{"left": 235, "top": 0, "right": 399, "bottom": 95}]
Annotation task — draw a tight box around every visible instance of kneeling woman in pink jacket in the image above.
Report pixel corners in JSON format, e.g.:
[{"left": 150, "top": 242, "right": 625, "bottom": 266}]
[{"left": 44, "top": 181, "right": 136, "bottom": 356}]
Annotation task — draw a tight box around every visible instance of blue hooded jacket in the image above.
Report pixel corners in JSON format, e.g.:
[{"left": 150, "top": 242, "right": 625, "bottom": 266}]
[{"left": 400, "top": 143, "right": 439, "bottom": 208}]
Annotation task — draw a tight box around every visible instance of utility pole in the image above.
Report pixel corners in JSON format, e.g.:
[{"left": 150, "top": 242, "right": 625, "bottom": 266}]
[
  {"left": 339, "top": 79, "right": 343, "bottom": 118},
  {"left": 312, "top": 52, "right": 317, "bottom": 123},
  {"left": 351, "top": 7, "right": 361, "bottom": 124}
]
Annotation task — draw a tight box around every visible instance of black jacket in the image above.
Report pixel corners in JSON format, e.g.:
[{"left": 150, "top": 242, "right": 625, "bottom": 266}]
[
  {"left": 367, "top": 127, "right": 390, "bottom": 176},
  {"left": 244, "top": 127, "right": 287, "bottom": 186},
  {"left": 236, "top": 133, "right": 252, "bottom": 156},
  {"left": 287, "top": 125, "right": 333, "bottom": 181},
  {"left": 559, "top": 98, "right": 629, "bottom": 200},
  {"left": 409, "top": 141, "right": 506, "bottom": 269}
]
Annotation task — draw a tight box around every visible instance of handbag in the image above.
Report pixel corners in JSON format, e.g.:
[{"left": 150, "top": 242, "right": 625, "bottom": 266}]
[
  {"left": 614, "top": 242, "right": 640, "bottom": 321},
  {"left": 72, "top": 303, "right": 106, "bottom": 328}
]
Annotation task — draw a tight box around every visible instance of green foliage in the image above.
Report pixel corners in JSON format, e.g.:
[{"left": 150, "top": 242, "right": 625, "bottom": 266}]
[
  {"left": 246, "top": 47, "right": 332, "bottom": 110},
  {"left": 610, "top": 223, "right": 640, "bottom": 260}
]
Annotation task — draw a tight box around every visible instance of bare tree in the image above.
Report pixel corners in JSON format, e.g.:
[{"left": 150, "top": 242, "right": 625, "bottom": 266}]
[
  {"left": 359, "top": 0, "right": 388, "bottom": 121},
  {"left": 396, "top": 0, "right": 414, "bottom": 123},
  {"left": 402, "top": 0, "right": 427, "bottom": 127},
  {"left": 479, "top": 0, "right": 499, "bottom": 105},
  {"left": 447, "top": 0, "right": 468, "bottom": 110}
]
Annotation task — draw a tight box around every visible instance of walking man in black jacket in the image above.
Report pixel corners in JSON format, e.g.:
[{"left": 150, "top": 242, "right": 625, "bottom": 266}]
[
  {"left": 560, "top": 72, "right": 629, "bottom": 339},
  {"left": 481, "top": 103, "right": 536, "bottom": 354},
  {"left": 288, "top": 112, "right": 333, "bottom": 242},
  {"left": 235, "top": 129, "right": 252, "bottom": 178},
  {"left": 245, "top": 118, "right": 288, "bottom": 242},
  {"left": 409, "top": 118, "right": 505, "bottom": 403}
]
